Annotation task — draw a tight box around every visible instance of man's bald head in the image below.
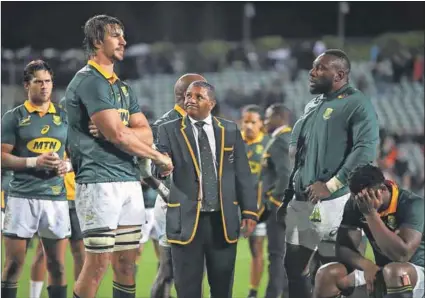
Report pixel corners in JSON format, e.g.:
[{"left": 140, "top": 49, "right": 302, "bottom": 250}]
[{"left": 174, "top": 73, "right": 206, "bottom": 106}]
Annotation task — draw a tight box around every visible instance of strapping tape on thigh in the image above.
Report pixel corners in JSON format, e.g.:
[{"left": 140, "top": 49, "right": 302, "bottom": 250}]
[
  {"left": 83, "top": 231, "right": 116, "bottom": 253},
  {"left": 113, "top": 227, "right": 142, "bottom": 252}
]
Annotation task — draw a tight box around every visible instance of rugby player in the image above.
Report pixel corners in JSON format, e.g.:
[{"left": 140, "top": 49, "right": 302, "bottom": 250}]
[
  {"left": 240, "top": 104, "right": 270, "bottom": 298},
  {"left": 1, "top": 60, "right": 71, "bottom": 298},
  {"left": 278, "top": 49, "right": 379, "bottom": 297},
  {"left": 64, "top": 15, "right": 172, "bottom": 298},
  {"left": 314, "top": 164, "right": 424, "bottom": 298}
]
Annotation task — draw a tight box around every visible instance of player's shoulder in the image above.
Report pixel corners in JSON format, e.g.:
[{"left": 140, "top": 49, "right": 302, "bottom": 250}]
[
  {"left": 398, "top": 188, "right": 424, "bottom": 210},
  {"left": 2, "top": 104, "right": 26, "bottom": 121},
  {"left": 69, "top": 65, "right": 107, "bottom": 91},
  {"left": 341, "top": 86, "right": 373, "bottom": 108}
]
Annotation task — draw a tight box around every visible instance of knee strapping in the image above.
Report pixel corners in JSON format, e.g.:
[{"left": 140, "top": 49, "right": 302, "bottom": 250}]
[
  {"left": 83, "top": 231, "right": 116, "bottom": 253},
  {"left": 114, "top": 228, "right": 141, "bottom": 252}
]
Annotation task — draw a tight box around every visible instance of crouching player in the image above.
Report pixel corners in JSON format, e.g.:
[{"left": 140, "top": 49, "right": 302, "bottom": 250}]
[{"left": 314, "top": 164, "right": 424, "bottom": 298}]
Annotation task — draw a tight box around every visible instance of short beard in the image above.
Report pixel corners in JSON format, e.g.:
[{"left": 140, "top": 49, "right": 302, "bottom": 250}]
[{"left": 309, "top": 79, "right": 333, "bottom": 95}]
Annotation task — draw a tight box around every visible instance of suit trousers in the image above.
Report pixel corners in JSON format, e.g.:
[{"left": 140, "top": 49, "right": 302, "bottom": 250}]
[
  {"left": 171, "top": 211, "right": 237, "bottom": 298},
  {"left": 265, "top": 204, "right": 289, "bottom": 298}
]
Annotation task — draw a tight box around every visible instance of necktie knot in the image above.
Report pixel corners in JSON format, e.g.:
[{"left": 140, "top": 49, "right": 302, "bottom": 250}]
[{"left": 195, "top": 121, "right": 206, "bottom": 129}]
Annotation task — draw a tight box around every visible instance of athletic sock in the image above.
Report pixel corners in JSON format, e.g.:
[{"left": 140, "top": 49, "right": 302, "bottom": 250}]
[
  {"left": 113, "top": 281, "right": 136, "bottom": 298},
  {"left": 247, "top": 288, "right": 258, "bottom": 297},
  {"left": 47, "top": 285, "right": 67, "bottom": 298},
  {"left": 384, "top": 285, "right": 413, "bottom": 298},
  {"left": 30, "top": 280, "right": 44, "bottom": 298},
  {"left": 1, "top": 282, "right": 18, "bottom": 298}
]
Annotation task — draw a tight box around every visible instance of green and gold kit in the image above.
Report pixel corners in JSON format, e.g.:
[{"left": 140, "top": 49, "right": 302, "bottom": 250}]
[
  {"left": 65, "top": 60, "right": 141, "bottom": 184},
  {"left": 1, "top": 101, "right": 67, "bottom": 200}
]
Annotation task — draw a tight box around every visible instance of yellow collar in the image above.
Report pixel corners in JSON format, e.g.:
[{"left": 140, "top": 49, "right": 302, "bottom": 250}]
[
  {"left": 88, "top": 60, "right": 119, "bottom": 84},
  {"left": 174, "top": 104, "right": 186, "bottom": 117},
  {"left": 242, "top": 131, "right": 265, "bottom": 145},
  {"left": 24, "top": 100, "right": 56, "bottom": 116},
  {"left": 379, "top": 181, "right": 399, "bottom": 217}
]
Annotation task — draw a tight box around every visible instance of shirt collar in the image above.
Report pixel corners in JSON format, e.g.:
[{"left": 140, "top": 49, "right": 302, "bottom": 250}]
[
  {"left": 242, "top": 131, "right": 265, "bottom": 145},
  {"left": 24, "top": 100, "right": 56, "bottom": 115},
  {"left": 272, "top": 125, "right": 289, "bottom": 137},
  {"left": 188, "top": 114, "right": 213, "bottom": 126},
  {"left": 87, "top": 60, "right": 119, "bottom": 84},
  {"left": 379, "top": 180, "right": 400, "bottom": 217},
  {"left": 324, "top": 83, "right": 351, "bottom": 100},
  {"left": 174, "top": 104, "right": 186, "bottom": 117}
]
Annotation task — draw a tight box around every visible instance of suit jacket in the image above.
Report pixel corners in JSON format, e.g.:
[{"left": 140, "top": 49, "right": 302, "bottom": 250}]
[
  {"left": 155, "top": 115, "right": 258, "bottom": 245},
  {"left": 258, "top": 126, "right": 292, "bottom": 216}
]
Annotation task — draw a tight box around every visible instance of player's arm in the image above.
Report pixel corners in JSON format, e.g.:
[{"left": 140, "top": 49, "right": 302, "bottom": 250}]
[
  {"left": 364, "top": 198, "right": 423, "bottom": 262},
  {"left": 336, "top": 199, "right": 376, "bottom": 271},
  {"left": 78, "top": 76, "right": 170, "bottom": 167},
  {"left": 127, "top": 85, "right": 153, "bottom": 146},
  {"left": 152, "top": 123, "right": 173, "bottom": 178},
  {"left": 234, "top": 128, "right": 258, "bottom": 222},
  {"left": 270, "top": 135, "right": 291, "bottom": 204},
  {"left": 91, "top": 110, "right": 166, "bottom": 164},
  {"left": 1, "top": 111, "right": 60, "bottom": 170},
  {"left": 326, "top": 100, "right": 379, "bottom": 194}
]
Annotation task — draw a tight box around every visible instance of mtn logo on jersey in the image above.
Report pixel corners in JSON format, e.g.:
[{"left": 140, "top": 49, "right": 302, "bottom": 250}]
[
  {"left": 27, "top": 137, "right": 62, "bottom": 153},
  {"left": 118, "top": 109, "right": 130, "bottom": 126}
]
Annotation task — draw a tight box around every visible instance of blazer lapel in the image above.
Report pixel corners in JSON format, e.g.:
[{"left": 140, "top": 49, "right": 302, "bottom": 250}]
[
  {"left": 213, "top": 117, "right": 225, "bottom": 180},
  {"left": 179, "top": 116, "right": 201, "bottom": 178}
]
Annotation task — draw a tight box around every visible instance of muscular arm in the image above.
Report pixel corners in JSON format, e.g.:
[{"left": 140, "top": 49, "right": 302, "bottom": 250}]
[
  {"left": 128, "top": 112, "right": 153, "bottom": 146},
  {"left": 365, "top": 211, "right": 423, "bottom": 262},
  {"left": 336, "top": 226, "right": 376, "bottom": 271},
  {"left": 91, "top": 110, "right": 163, "bottom": 163}
]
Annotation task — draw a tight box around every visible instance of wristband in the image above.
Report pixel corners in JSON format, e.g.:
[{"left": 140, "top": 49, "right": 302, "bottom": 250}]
[
  {"left": 26, "top": 157, "right": 38, "bottom": 168},
  {"left": 326, "top": 176, "right": 344, "bottom": 194}
]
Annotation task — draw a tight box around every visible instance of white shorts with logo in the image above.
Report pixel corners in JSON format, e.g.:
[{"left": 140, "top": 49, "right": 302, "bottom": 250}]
[
  {"left": 2, "top": 196, "right": 71, "bottom": 239},
  {"left": 285, "top": 193, "right": 351, "bottom": 255},
  {"left": 153, "top": 194, "right": 169, "bottom": 247},
  {"left": 75, "top": 181, "right": 145, "bottom": 235},
  {"left": 140, "top": 208, "right": 160, "bottom": 244},
  {"left": 251, "top": 222, "right": 267, "bottom": 237}
]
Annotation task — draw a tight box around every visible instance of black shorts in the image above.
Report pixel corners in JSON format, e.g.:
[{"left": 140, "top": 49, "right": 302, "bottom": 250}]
[{"left": 69, "top": 207, "right": 83, "bottom": 241}]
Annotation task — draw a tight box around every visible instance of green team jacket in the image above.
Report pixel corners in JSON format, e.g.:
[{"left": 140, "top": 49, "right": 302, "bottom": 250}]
[{"left": 292, "top": 84, "right": 379, "bottom": 201}]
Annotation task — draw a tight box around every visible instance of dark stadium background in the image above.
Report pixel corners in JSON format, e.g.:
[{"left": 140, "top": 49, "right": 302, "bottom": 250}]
[{"left": 1, "top": 2, "right": 424, "bottom": 297}]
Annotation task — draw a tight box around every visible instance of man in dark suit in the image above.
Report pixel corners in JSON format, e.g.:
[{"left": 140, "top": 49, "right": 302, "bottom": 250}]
[
  {"left": 258, "top": 103, "right": 292, "bottom": 298},
  {"left": 148, "top": 73, "right": 206, "bottom": 298},
  {"left": 155, "top": 81, "right": 258, "bottom": 298}
]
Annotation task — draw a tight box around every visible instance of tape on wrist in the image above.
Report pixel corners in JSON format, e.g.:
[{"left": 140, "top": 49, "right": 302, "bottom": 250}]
[
  {"left": 326, "top": 176, "right": 344, "bottom": 194},
  {"left": 65, "top": 161, "right": 72, "bottom": 172},
  {"left": 26, "top": 157, "right": 38, "bottom": 168},
  {"left": 157, "top": 183, "right": 170, "bottom": 199}
]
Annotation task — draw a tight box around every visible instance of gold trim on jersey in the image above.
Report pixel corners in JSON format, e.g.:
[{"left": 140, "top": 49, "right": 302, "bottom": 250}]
[
  {"left": 24, "top": 100, "right": 56, "bottom": 117},
  {"left": 241, "top": 131, "right": 265, "bottom": 146},
  {"left": 87, "top": 60, "right": 119, "bottom": 84}
]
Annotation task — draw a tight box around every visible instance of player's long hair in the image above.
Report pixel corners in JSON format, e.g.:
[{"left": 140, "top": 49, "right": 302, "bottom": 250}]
[{"left": 83, "top": 14, "right": 124, "bottom": 58}]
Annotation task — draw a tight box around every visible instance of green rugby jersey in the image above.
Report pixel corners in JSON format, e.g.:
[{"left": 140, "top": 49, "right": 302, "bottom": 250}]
[
  {"left": 1, "top": 101, "right": 67, "bottom": 200},
  {"left": 1, "top": 170, "right": 13, "bottom": 210},
  {"left": 341, "top": 181, "right": 424, "bottom": 267},
  {"left": 65, "top": 60, "right": 141, "bottom": 184},
  {"left": 242, "top": 132, "right": 270, "bottom": 206}
]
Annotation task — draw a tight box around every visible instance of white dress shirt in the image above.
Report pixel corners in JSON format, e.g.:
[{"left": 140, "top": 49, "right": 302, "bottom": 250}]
[{"left": 188, "top": 114, "right": 217, "bottom": 177}]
